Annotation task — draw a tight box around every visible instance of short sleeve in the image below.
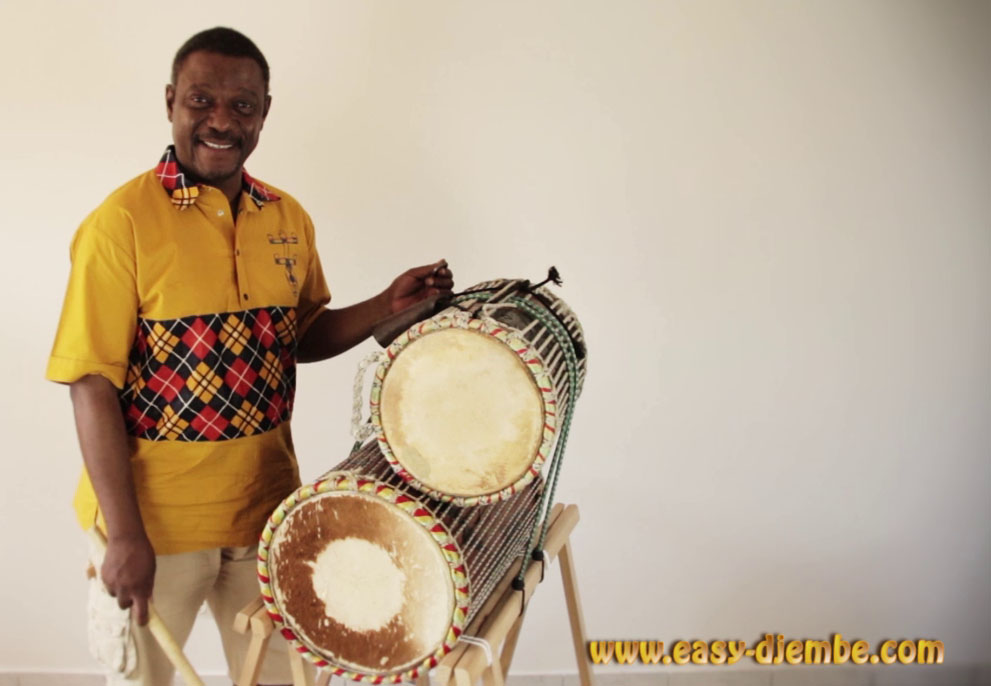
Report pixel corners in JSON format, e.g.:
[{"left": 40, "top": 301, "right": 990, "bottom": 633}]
[
  {"left": 295, "top": 210, "right": 332, "bottom": 340},
  {"left": 46, "top": 207, "right": 139, "bottom": 389}
]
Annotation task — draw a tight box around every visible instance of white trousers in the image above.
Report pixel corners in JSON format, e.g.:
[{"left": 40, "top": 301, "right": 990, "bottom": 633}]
[{"left": 89, "top": 544, "right": 301, "bottom": 686}]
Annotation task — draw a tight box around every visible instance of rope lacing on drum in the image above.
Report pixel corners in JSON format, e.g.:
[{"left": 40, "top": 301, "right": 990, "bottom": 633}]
[
  {"left": 451, "top": 284, "right": 582, "bottom": 591},
  {"left": 351, "top": 350, "right": 386, "bottom": 444}
]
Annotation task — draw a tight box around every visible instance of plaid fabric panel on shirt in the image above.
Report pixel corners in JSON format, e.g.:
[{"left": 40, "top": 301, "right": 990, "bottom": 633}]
[
  {"left": 154, "top": 145, "right": 280, "bottom": 209},
  {"left": 121, "top": 307, "right": 298, "bottom": 441}
]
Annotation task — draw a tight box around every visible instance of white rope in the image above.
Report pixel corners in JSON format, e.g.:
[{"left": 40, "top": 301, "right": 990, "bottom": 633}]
[
  {"left": 351, "top": 350, "right": 386, "bottom": 441},
  {"left": 460, "top": 635, "right": 493, "bottom": 665}
]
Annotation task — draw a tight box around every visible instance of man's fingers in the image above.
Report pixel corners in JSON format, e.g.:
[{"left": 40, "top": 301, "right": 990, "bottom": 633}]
[
  {"left": 406, "top": 259, "right": 448, "bottom": 279},
  {"left": 424, "top": 262, "right": 453, "bottom": 290},
  {"left": 133, "top": 597, "right": 151, "bottom": 627},
  {"left": 425, "top": 275, "right": 454, "bottom": 290}
]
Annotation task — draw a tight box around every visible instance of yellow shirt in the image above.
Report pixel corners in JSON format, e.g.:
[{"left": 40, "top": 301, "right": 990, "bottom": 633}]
[{"left": 47, "top": 161, "right": 331, "bottom": 554}]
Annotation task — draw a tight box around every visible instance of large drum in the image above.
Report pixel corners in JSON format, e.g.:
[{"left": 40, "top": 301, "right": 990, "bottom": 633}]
[
  {"left": 258, "top": 441, "right": 542, "bottom": 683},
  {"left": 365, "top": 278, "right": 586, "bottom": 506}
]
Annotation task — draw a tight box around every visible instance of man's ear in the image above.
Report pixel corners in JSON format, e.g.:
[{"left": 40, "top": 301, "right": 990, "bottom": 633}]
[
  {"left": 165, "top": 84, "right": 175, "bottom": 122},
  {"left": 262, "top": 94, "right": 272, "bottom": 122}
]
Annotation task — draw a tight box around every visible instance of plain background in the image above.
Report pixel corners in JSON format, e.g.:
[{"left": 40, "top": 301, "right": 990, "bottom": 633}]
[{"left": 1, "top": 0, "right": 988, "bottom": 679}]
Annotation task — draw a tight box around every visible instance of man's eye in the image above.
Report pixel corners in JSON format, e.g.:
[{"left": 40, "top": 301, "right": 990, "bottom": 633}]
[
  {"left": 236, "top": 102, "right": 255, "bottom": 114},
  {"left": 189, "top": 95, "right": 210, "bottom": 106}
]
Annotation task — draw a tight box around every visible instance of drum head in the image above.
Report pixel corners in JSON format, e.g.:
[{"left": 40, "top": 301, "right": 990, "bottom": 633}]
[
  {"left": 379, "top": 328, "right": 545, "bottom": 498},
  {"left": 268, "top": 490, "right": 455, "bottom": 675}
]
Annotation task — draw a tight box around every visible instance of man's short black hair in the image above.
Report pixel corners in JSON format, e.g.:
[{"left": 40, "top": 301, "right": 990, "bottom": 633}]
[{"left": 172, "top": 27, "right": 270, "bottom": 91}]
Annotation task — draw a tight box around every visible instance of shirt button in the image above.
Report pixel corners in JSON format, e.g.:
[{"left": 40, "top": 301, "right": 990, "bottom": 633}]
[
  {"left": 243, "top": 293, "right": 249, "bottom": 301},
  {"left": 217, "top": 210, "right": 225, "bottom": 217},
  {"left": 235, "top": 249, "right": 241, "bottom": 256}
]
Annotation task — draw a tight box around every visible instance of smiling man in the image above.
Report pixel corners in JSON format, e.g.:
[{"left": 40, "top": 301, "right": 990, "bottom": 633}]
[
  {"left": 166, "top": 46, "right": 270, "bottom": 211},
  {"left": 47, "top": 27, "right": 453, "bottom": 685}
]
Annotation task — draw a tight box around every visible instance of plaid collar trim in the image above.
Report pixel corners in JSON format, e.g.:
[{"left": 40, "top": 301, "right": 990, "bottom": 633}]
[{"left": 154, "top": 145, "right": 280, "bottom": 210}]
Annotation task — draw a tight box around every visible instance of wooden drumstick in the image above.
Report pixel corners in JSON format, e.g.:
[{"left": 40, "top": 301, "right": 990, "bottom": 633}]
[
  {"left": 86, "top": 528, "right": 205, "bottom": 686},
  {"left": 372, "top": 293, "right": 449, "bottom": 347}
]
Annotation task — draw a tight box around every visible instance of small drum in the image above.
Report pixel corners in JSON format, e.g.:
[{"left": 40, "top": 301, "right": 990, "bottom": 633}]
[
  {"left": 363, "top": 278, "right": 586, "bottom": 505},
  {"left": 258, "top": 441, "right": 542, "bottom": 683}
]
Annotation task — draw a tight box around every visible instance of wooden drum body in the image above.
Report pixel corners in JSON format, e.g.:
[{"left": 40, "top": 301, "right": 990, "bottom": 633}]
[
  {"left": 368, "top": 279, "right": 586, "bottom": 505},
  {"left": 258, "top": 442, "right": 542, "bottom": 683}
]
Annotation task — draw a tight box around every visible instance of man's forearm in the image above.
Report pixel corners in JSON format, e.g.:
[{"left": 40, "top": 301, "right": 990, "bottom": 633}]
[
  {"left": 297, "top": 291, "right": 391, "bottom": 363},
  {"left": 70, "top": 375, "right": 146, "bottom": 539},
  {"left": 70, "top": 375, "right": 156, "bottom": 624}
]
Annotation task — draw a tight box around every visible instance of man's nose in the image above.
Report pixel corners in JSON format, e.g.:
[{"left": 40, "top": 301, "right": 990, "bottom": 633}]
[{"left": 206, "top": 105, "right": 234, "bottom": 133}]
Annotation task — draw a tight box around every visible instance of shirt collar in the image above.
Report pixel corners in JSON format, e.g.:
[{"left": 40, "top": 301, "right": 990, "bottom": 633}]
[{"left": 154, "top": 145, "right": 280, "bottom": 210}]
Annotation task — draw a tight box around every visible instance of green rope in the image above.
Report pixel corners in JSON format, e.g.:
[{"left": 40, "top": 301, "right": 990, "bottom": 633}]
[{"left": 451, "top": 291, "right": 581, "bottom": 586}]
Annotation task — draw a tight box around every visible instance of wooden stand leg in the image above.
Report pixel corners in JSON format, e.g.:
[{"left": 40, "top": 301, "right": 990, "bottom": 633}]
[
  {"left": 315, "top": 670, "right": 332, "bottom": 686},
  {"left": 287, "top": 646, "right": 312, "bottom": 686},
  {"left": 499, "top": 613, "right": 526, "bottom": 677},
  {"left": 559, "top": 540, "right": 594, "bottom": 686},
  {"left": 235, "top": 595, "right": 316, "bottom": 686},
  {"left": 481, "top": 653, "right": 505, "bottom": 686},
  {"left": 239, "top": 632, "right": 272, "bottom": 686},
  {"left": 234, "top": 597, "right": 274, "bottom": 686}
]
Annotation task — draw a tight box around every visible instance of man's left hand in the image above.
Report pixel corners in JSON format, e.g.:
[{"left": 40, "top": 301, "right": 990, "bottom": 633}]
[{"left": 386, "top": 259, "right": 455, "bottom": 314}]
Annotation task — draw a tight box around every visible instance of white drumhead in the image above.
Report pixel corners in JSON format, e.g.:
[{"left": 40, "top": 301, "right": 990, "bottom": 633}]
[
  {"left": 269, "top": 491, "right": 455, "bottom": 674},
  {"left": 380, "top": 328, "right": 544, "bottom": 497}
]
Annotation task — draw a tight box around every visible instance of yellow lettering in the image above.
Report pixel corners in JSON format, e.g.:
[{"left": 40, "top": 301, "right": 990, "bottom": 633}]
[
  {"left": 785, "top": 640, "right": 803, "bottom": 665},
  {"left": 851, "top": 640, "right": 869, "bottom": 664},
  {"left": 614, "top": 641, "right": 639, "bottom": 665},
  {"left": 588, "top": 641, "right": 614, "bottom": 665},
  {"left": 832, "top": 634, "right": 851, "bottom": 664},
  {"left": 805, "top": 640, "right": 832, "bottom": 664},
  {"left": 672, "top": 641, "right": 691, "bottom": 665},
  {"left": 639, "top": 641, "right": 664, "bottom": 664},
  {"left": 775, "top": 634, "right": 784, "bottom": 664},
  {"left": 755, "top": 633, "right": 773, "bottom": 664},
  {"left": 726, "top": 640, "right": 746, "bottom": 665},
  {"left": 917, "top": 640, "right": 944, "bottom": 665},
  {"left": 710, "top": 641, "right": 727, "bottom": 665},
  {"left": 898, "top": 640, "right": 917, "bottom": 664},
  {"left": 880, "top": 640, "right": 897, "bottom": 664},
  {"left": 691, "top": 640, "right": 708, "bottom": 665}
]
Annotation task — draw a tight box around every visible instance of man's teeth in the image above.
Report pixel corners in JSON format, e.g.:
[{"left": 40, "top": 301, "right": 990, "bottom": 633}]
[{"left": 203, "top": 141, "right": 234, "bottom": 150}]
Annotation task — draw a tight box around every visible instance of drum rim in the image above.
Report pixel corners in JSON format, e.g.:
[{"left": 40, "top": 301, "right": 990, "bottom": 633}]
[
  {"left": 258, "top": 470, "right": 471, "bottom": 683},
  {"left": 369, "top": 312, "right": 558, "bottom": 506}
]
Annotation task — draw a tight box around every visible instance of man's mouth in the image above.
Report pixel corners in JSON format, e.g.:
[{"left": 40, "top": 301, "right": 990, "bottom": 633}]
[{"left": 198, "top": 139, "right": 238, "bottom": 150}]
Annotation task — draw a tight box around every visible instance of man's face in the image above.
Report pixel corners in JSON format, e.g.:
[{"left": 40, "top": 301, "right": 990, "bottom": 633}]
[{"left": 166, "top": 51, "right": 270, "bottom": 196}]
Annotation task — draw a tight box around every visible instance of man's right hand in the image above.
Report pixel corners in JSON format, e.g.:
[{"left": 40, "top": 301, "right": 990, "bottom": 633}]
[{"left": 101, "top": 533, "right": 156, "bottom": 626}]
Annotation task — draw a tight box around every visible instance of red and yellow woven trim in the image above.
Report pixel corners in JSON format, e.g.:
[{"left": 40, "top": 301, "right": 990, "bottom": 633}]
[
  {"left": 257, "top": 472, "right": 471, "bottom": 683},
  {"left": 369, "top": 313, "right": 558, "bottom": 506}
]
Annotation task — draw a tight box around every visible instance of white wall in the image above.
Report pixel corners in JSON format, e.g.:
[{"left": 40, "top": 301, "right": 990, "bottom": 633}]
[{"left": 1, "top": 0, "right": 988, "bottom": 678}]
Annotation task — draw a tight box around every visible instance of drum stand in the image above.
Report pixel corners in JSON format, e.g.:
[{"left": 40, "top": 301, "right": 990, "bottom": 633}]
[
  {"left": 234, "top": 504, "right": 593, "bottom": 686},
  {"left": 432, "top": 503, "right": 594, "bottom": 686}
]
